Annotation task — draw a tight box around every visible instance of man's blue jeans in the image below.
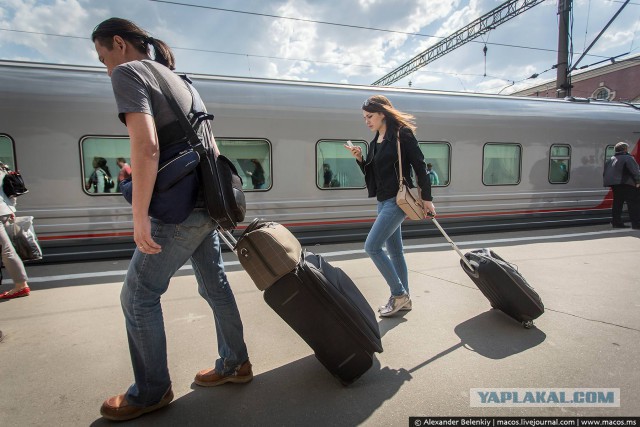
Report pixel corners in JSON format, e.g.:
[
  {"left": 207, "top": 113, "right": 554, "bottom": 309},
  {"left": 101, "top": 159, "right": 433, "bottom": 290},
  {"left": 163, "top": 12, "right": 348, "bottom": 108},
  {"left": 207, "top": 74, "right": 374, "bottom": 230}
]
[
  {"left": 364, "top": 197, "right": 409, "bottom": 297},
  {"left": 120, "top": 209, "right": 248, "bottom": 407}
]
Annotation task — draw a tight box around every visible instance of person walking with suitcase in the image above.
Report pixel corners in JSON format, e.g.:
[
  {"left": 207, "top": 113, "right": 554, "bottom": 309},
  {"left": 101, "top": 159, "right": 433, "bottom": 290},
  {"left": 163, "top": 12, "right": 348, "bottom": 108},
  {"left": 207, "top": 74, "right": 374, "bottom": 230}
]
[
  {"left": 92, "top": 18, "right": 251, "bottom": 421},
  {"left": 345, "top": 95, "right": 436, "bottom": 317},
  {"left": 603, "top": 142, "right": 640, "bottom": 229}
]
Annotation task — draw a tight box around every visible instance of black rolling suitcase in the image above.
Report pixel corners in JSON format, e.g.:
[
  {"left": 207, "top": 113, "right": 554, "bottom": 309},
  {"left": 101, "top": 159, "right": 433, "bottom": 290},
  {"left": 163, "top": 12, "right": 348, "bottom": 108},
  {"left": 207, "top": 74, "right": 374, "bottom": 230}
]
[
  {"left": 264, "top": 251, "right": 383, "bottom": 385},
  {"left": 219, "top": 225, "right": 382, "bottom": 385},
  {"left": 431, "top": 218, "right": 544, "bottom": 328}
]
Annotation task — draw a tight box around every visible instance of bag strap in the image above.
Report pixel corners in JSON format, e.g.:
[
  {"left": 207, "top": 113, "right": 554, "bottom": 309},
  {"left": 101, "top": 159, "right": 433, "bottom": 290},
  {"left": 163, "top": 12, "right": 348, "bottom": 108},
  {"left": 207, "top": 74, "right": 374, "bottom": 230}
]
[
  {"left": 396, "top": 129, "right": 423, "bottom": 202},
  {"left": 142, "top": 61, "right": 212, "bottom": 156},
  {"left": 396, "top": 130, "right": 404, "bottom": 186}
]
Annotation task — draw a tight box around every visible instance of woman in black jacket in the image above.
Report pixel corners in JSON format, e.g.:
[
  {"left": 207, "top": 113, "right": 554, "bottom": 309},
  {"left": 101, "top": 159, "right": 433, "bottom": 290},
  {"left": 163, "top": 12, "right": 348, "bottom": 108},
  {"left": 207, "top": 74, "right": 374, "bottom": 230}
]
[{"left": 345, "top": 95, "right": 436, "bottom": 317}]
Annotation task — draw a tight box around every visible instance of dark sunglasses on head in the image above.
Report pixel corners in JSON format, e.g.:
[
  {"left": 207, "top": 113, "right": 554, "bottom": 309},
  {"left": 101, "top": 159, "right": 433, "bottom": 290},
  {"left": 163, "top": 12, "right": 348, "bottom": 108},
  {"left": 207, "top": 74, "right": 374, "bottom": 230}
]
[{"left": 363, "top": 99, "right": 375, "bottom": 108}]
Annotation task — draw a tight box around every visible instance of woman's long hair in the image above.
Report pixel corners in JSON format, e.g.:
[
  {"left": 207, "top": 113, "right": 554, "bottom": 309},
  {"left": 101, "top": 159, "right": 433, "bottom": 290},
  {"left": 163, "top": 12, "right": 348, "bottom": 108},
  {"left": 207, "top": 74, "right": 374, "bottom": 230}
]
[
  {"left": 362, "top": 95, "right": 416, "bottom": 133},
  {"left": 91, "top": 17, "right": 176, "bottom": 70}
]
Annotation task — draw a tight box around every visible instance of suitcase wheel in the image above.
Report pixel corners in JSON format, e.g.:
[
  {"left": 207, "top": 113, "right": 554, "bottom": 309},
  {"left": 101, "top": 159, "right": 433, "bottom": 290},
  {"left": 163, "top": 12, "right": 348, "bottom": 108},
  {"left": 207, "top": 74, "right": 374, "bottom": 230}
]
[{"left": 522, "top": 320, "right": 534, "bottom": 329}]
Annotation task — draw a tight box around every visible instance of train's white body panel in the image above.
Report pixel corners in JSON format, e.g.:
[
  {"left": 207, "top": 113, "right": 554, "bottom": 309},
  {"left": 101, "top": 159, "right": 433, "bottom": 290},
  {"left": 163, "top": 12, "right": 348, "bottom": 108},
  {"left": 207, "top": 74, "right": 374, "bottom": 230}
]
[{"left": 1, "top": 61, "right": 638, "bottom": 260}]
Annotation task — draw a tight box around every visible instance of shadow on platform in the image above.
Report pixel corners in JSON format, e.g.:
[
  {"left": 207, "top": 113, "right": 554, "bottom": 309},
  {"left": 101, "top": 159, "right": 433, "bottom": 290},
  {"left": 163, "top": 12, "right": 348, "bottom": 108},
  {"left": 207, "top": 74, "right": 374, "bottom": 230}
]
[
  {"left": 89, "top": 355, "right": 410, "bottom": 426},
  {"left": 409, "top": 310, "right": 546, "bottom": 374}
]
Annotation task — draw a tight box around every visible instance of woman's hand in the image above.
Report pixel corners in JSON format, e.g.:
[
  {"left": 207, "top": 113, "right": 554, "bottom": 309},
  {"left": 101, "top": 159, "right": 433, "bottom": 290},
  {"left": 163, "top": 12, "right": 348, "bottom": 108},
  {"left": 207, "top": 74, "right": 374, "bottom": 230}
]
[
  {"left": 423, "top": 201, "right": 436, "bottom": 218},
  {"left": 344, "top": 144, "right": 363, "bottom": 162}
]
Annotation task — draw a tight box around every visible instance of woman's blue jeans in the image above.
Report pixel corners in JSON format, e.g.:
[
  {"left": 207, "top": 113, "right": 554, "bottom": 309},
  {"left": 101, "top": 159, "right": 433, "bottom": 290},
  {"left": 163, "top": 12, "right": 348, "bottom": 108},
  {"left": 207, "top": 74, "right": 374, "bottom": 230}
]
[
  {"left": 120, "top": 209, "right": 248, "bottom": 407},
  {"left": 364, "top": 197, "right": 409, "bottom": 297}
]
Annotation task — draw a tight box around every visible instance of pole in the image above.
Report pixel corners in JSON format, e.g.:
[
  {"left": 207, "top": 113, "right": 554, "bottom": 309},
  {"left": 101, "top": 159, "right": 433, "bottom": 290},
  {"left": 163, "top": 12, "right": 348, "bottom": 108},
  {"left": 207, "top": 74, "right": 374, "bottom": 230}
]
[{"left": 556, "top": 0, "right": 572, "bottom": 98}]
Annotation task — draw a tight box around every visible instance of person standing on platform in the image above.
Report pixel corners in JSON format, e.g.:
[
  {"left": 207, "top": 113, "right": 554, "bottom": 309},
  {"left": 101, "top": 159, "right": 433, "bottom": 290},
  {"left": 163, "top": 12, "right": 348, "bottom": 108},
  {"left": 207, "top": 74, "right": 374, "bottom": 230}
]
[
  {"left": 603, "top": 142, "right": 640, "bottom": 229},
  {"left": 92, "top": 18, "right": 251, "bottom": 422},
  {"left": 0, "top": 163, "right": 30, "bottom": 300},
  {"left": 345, "top": 95, "right": 436, "bottom": 317}
]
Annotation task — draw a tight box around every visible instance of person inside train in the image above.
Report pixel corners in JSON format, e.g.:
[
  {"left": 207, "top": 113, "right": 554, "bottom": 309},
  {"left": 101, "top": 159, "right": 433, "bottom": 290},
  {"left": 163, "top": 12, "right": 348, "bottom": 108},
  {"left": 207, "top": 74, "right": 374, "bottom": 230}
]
[
  {"left": 427, "top": 163, "right": 440, "bottom": 185},
  {"left": 322, "top": 163, "right": 333, "bottom": 187},
  {"left": 116, "top": 157, "right": 132, "bottom": 190},
  {"left": 92, "top": 18, "right": 251, "bottom": 421},
  {"left": 603, "top": 141, "right": 640, "bottom": 229},
  {"left": 247, "top": 159, "right": 265, "bottom": 189},
  {"left": 344, "top": 95, "right": 436, "bottom": 317},
  {"left": 85, "top": 157, "right": 114, "bottom": 193},
  {"left": 0, "top": 163, "right": 30, "bottom": 300}
]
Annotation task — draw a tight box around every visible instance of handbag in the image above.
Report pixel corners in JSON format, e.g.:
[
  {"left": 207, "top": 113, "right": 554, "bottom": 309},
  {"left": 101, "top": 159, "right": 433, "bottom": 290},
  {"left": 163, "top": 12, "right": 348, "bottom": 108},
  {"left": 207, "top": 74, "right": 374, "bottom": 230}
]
[
  {"left": 395, "top": 130, "right": 426, "bottom": 220},
  {"left": 2, "top": 168, "right": 28, "bottom": 197},
  {"left": 4, "top": 216, "right": 43, "bottom": 261},
  {"left": 120, "top": 141, "right": 200, "bottom": 224},
  {"left": 233, "top": 219, "right": 302, "bottom": 290},
  {"left": 143, "top": 62, "right": 246, "bottom": 230}
]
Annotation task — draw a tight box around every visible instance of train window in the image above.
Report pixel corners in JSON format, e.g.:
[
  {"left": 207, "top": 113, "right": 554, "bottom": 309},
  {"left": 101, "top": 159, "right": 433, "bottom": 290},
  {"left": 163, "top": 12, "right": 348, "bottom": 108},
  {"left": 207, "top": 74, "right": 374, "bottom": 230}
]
[
  {"left": 482, "top": 143, "right": 521, "bottom": 185},
  {"left": 0, "top": 135, "right": 16, "bottom": 169},
  {"left": 217, "top": 139, "right": 271, "bottom": 191},
  {"left": 605, "top": 145, "right": 616, "bottom": 163},
  {"left": 80, "top": 136, "right": 131, "bottom": 195},
  {"left": 418, "top": 142, "right": 451, "bottom": 186},
  {"left": 316, "top": 140, "right": 367, "bottom": 189},
  {"left": 549, "top": 144, "right": 571, "bottom": 184}
]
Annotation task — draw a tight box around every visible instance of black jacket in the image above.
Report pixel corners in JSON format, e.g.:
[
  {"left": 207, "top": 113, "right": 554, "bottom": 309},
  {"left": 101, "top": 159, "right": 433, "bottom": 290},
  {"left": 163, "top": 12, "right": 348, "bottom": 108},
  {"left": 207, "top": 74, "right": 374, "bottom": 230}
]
[
  {"left": 603, "top": 152, "right": 640, "bottom": 187},
  {"left": 357, "top": 125, "right": 432, "bottom": 201}
]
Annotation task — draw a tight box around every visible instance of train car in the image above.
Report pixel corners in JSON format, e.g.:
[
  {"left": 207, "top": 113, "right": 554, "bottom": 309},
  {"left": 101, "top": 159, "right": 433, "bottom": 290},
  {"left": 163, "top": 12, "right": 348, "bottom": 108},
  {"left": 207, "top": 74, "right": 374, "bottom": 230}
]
[{"left": 0, "top": 60, "right": 638, "bottom": 262}]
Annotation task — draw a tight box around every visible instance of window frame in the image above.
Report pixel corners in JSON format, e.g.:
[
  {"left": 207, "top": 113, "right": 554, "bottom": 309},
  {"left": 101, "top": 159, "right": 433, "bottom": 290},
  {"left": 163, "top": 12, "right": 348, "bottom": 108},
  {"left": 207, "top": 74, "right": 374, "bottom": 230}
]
[
  {"left": 79, "top": 135, "right": 130, "bottom": 196},
  {"left": 604, "top": 144, "right": 616, "bottom": 164},
  {"left": 0, "top": 133, "right": 18, "bottom": 170},
  {"left": 418, "top": 141, "right": 452, "bottom": 188},
  {"left": 481, "top": 142, "right": 522, "bottom": 186},
  {"left": 216, "top": 137, "right": 273, "bottom": 192},
  {"left": 315, "top": 139, "right": 368, "bottom": 190},
  {"left": 548, "top": 144, "right": 571, "bottom": 184}
]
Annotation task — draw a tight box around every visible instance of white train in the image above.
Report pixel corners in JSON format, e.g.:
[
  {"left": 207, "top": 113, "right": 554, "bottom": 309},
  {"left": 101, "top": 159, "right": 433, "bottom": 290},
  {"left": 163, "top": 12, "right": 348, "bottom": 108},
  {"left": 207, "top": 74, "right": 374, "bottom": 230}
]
[{"left": 1, "top": 60, "right": 638, "bottom": 261}]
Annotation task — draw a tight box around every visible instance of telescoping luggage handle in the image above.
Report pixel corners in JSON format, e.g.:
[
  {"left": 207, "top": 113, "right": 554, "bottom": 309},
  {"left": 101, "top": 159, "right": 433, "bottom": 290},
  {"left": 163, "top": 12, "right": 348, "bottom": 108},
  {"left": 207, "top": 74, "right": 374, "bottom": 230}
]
[
  {"left": 429, "top": 216, "right": 476, "bottom": 273},
  {"left": 218, "top": 229, "right": 238, "bottom": 254}
]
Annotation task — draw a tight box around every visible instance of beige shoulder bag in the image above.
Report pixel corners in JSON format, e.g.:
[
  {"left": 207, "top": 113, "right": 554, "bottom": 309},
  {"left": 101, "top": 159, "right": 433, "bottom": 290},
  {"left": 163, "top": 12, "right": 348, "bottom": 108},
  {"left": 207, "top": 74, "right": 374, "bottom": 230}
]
[{"left": 395, "top": 131, "right": 426, "bottom": 220}]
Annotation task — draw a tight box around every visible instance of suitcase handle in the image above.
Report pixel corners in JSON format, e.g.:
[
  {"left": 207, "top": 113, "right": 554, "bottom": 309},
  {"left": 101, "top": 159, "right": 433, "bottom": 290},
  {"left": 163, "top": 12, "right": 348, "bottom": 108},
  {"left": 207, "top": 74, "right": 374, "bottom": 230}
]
[
  {"left": 429, "top": 216, "right": 476, "bottom": 273},
  {"left": 218, "top": 228, "right": 238, "bottom": 255}
]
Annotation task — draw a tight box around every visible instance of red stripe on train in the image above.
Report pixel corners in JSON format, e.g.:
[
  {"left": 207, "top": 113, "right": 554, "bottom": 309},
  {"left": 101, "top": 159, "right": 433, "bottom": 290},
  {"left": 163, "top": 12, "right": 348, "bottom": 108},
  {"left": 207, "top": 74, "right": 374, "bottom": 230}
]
[
  {"left": 39, "top": 231, "right": 135, "bottom": 241},
  {"left": 37, "top": 203, "right": 612, "bottom": 241}
]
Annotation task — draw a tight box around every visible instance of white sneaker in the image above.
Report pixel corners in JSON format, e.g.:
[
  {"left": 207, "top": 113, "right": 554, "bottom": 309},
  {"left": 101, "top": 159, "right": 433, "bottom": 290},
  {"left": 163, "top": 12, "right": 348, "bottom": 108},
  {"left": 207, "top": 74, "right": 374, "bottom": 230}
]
[
  {"left": 378, "top": 294, "right": 410, "bottom": 317},
  {"left": 379, "top": 296, "right": 412, "bottom": 312}
]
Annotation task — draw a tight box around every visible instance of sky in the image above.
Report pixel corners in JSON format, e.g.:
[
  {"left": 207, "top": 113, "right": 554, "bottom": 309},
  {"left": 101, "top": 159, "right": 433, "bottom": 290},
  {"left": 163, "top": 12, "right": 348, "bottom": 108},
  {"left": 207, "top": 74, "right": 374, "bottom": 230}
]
[{"left": 0, "top": 0, "right": 639, "bottom": 95}]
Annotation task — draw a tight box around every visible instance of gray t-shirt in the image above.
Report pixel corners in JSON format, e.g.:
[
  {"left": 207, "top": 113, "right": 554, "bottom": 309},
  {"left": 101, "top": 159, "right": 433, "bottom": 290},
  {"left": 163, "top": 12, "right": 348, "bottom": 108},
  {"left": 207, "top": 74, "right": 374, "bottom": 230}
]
[
  {"left": 110, "top": 59, "right": 193, "bottom": 130},
  {"left": 110, "top": 59, "right": 210, "bottom": 207}
]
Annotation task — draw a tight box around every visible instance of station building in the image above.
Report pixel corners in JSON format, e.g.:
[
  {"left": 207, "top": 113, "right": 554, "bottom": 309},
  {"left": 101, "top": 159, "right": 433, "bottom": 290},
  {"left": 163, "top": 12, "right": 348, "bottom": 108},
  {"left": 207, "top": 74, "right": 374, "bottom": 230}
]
[{"left": 511, "top": 54, "right": 640, "bottom": 103}]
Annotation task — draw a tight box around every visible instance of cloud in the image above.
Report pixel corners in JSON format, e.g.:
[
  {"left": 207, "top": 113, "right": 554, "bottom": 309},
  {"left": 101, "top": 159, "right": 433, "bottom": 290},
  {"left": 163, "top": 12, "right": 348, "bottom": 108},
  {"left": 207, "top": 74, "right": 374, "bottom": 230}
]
[
  {"left": 0, "top": 0, "right": 638, "bottom": 94},
  {"left": 263, "top": 0, "right": 460, "bottom": 82}
]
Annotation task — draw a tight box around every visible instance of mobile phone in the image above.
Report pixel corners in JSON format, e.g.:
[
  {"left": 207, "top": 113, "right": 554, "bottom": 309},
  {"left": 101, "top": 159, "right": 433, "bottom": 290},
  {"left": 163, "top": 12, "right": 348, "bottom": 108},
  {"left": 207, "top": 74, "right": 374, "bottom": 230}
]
[{"left": 346, "top": 140, "right": 354, "bottom": 147}]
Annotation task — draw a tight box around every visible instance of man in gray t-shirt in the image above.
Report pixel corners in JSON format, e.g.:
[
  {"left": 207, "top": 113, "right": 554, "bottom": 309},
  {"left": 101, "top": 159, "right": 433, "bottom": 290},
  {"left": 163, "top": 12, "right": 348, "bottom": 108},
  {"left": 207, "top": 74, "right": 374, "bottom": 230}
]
[
  {"left": 93, "top": 18, "right": 251, "bottom": 423},
  {"left": 111, "top": 59, "right": 191, "bottom": 129}
]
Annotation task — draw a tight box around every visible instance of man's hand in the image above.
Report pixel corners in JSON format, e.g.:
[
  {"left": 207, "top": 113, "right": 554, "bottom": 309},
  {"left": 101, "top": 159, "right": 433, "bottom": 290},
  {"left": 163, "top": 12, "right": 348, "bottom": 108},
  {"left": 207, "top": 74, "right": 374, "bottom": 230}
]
[{"left": 133, "top": 215, "right": 161, "bottom": 254}]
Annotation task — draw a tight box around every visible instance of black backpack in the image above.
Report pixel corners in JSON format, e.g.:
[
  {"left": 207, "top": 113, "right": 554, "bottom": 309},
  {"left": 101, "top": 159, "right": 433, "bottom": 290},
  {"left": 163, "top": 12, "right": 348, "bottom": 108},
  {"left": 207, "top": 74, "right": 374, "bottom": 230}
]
[
  {"left": 3, "top": 168, "right": 28, "bottom": 197},
  {"left": 101, "top": 169, "right": 115, "bottom": 191}
]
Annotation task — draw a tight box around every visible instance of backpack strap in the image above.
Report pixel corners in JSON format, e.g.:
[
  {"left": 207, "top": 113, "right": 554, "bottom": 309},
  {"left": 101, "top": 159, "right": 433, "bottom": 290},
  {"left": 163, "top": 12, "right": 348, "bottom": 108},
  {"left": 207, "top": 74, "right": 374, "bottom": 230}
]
[{"left": 142, "top": 61, "right": 213, "bottom": 156}]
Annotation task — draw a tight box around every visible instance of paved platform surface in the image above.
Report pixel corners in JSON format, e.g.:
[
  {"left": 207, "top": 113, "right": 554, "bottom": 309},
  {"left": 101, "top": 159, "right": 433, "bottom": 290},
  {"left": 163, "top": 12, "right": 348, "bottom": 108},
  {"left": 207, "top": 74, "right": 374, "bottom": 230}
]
[{"left": 0, "top": 225, "right": 639, "bottom": 426}]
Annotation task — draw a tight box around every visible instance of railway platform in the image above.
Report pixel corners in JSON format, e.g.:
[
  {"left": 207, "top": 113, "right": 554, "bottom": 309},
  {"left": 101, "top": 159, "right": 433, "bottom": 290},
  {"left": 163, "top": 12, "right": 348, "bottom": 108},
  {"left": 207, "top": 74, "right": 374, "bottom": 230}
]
[{"left": 0, "top": 224, "right": 639, "bottom": 426}]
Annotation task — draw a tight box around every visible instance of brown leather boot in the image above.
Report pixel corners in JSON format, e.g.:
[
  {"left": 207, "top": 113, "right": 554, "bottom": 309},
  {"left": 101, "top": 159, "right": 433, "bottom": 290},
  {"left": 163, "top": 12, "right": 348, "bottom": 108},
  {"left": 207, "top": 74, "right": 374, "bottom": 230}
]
[
  {"left": 100, "top": 387, "right": 173, "bottom": 421},
  {"left": 194, "top": 360, "right": 253, "bottom": 387}
]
